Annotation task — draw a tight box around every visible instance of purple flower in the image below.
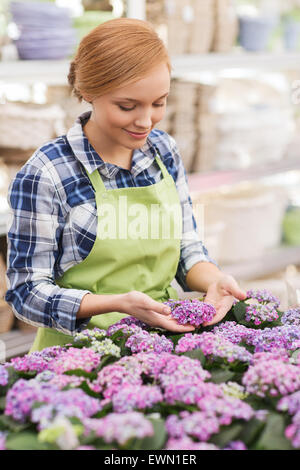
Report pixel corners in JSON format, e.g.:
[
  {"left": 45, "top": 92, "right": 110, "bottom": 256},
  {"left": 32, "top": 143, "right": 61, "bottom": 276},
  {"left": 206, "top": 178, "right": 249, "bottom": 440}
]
[
  {"left": 165, "top": 436, "right": 219, "bottom": 450},
  {"left": 245, "top": 303, "right": 279, "bottom": 326},
  {"left": 76, "top": 445, "right": 96, "bottom": 450},
  {"left": 213, "top": 321, "right": 255, "bottom": 345},
  {"left": 83, "top": 412, "right": 153, "bottom": 446},
  {"left": 125, "top": 330, "right": 174, "bottom": 354},
  {"left": 248, "top": 326, "right": 300, "bottom": 353},
  {"left": 165, "top": 412, "right": 220, "bottom": 442},
  {"left": 111, "top": 384, "right": 163, "bottom": 412},
  {"left": 5, "top": 378, "right": 101, "bottom": 423},
  {"left": 107, "top": 317, "right": 150, "bottom": 336},
  {"left": 277, "top": 391, "right": 300, "bottom": 415},
  {"left": 163, "top": 381, "right": 223, "bottom": 406},
  {"left": 8, "top": 353, "right": 50, "bottom": 374},
  {"left": 164, "top": 298, "right": 216, "bottom": 327},
  {"left": 175, "top": 332, "right": 252, "bottom": 365},
  {"left": 224, "top": 441, "right": 247, "bottom": 450},
  {"left": 0, "top": 365, "right": 8, "bottom": 387},
  {"left": 90, "top": 363, "right": 142, "bottom": 396},
  {"left": 282, "top": 308, "right": 300, "bottom": 327},
  {"left": 0, "top": 432, "right": 7, "bottom": 451},
  {"left": 5, "top": 379, "right": 59, "bottom": 422},
  {"left": 242, "top": 360, "right": 300, "bottom": 398},
  {"left": 49, "top": 347, "right": 100, "bottom": 374},
  {"left": 246, "top": 289, "right": 280, "bottom": 308}
]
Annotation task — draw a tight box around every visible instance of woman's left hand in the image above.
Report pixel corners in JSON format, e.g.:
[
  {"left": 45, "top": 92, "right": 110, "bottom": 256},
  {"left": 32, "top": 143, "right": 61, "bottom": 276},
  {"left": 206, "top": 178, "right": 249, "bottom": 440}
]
[{"left": 202, "top": 274, "right": 247, "bottom": 326}]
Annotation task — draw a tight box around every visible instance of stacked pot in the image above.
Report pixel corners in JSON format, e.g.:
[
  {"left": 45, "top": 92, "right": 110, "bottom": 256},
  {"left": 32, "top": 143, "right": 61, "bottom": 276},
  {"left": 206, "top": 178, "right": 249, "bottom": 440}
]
[{"left": 10, "top": 1, "right": 77, "bottom": 60}]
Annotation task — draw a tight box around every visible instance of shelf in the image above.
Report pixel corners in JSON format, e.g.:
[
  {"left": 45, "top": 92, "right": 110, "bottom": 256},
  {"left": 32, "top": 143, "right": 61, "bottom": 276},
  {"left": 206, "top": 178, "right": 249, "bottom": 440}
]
[
  {"left": 2, "top": 52, "right": 300, "bottom": 84},
  {"left": 187, "top": 157, "right": 300, "bottom": 194},
  {"left": 171, "top": 51, "right": 300, "bottom": 75},
  {"left": 0, "top": 329, "right": 36, "bottom": 360},
  {"left": 222, "top": 244, "right": 300, "bottom": 281}
]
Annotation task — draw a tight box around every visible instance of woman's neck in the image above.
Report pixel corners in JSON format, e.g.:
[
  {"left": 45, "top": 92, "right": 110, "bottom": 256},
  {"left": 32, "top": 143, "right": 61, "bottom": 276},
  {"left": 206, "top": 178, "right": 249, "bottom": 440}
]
[{"left": 83, "top": 119, "right": 133, "bottom": 170}]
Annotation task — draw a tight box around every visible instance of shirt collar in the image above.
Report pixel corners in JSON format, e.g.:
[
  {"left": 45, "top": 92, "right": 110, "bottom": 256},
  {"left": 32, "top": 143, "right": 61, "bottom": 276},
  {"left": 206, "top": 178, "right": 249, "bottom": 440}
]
[{"left": 66, "top": 111, "right": 158, "bottom": 178}]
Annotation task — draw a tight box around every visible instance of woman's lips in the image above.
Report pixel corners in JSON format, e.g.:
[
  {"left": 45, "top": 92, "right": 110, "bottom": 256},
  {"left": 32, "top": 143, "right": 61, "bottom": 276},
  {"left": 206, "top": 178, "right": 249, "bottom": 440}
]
[{"left": 124, "top": 129, "right": 150, "bottom": 139}]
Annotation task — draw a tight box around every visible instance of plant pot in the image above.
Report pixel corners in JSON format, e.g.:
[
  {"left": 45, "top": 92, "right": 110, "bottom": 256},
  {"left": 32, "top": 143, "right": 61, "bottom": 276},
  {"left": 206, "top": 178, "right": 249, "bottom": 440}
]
[
  {"left": 283, "top": 19, "right": 300, "bottom": 50},
  {"left": 238, "top": 16, "right": 276, "bottom": 52}
]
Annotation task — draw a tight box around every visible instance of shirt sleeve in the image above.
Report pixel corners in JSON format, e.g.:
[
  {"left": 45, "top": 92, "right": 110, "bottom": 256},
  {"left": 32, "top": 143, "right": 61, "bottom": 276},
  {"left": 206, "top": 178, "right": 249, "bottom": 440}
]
[
  {"left": 166, "top": 133, "right": 219, "bottom": 292},
  {"left": 5, "top": 158, "right": 92, "bottom": 335}
]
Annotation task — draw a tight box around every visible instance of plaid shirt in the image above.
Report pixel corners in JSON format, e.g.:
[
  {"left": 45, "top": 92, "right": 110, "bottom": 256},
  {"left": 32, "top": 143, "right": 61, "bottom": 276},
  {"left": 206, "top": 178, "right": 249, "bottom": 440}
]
[{"left": 5, "top": 111, "right": 215, "bottom": 335}]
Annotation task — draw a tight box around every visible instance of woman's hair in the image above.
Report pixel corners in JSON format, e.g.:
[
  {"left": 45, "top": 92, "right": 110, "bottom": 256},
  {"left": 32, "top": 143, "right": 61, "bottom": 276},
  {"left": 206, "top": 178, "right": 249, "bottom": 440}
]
[{"left": 68, "top": 18, "right": 172, "bottom": 102}]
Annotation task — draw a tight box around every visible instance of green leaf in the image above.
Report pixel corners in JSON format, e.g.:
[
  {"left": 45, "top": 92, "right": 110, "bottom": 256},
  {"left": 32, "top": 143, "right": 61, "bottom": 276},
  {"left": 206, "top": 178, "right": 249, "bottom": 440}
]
[
  {"left": 238, "top": 418, "right": 266, "bottom": 447},
  {"left": 130, "top": 418, "right": 167, "bottom": 450},
  {"left": 255, "top": 412, "right": 294, "bottom": 450},
  {"left": 0, "top": 397, "right": 6, "bottom": 411},
  {"left": 0, "top": 414, "right": 31, "bottom": 433},
  {"left": 210, "top": 423, "right": 244, "bottom": 448},
  {"left": 181, "top": 348, "right": 206, "bottom": 366},
  {"left": 291, "top": 349, "right": 300, "bottom": 362},
  {"left": 209, "top": 368, "right": 235, "bottom": 384},
  {"left": 167, "top": 333, "right": 184, "bottom": 347},
  {"left": 79, "top": 380, "right": 100, "bottom": 399},
  {"left": 64, "top": 369, "right": 97, "bottom": 380},
  {"left": 233, "top": 302, "right": 247, "bottom": 322},
  {"left": 6, "top": 431, "right": 57, "bottom": 450}
]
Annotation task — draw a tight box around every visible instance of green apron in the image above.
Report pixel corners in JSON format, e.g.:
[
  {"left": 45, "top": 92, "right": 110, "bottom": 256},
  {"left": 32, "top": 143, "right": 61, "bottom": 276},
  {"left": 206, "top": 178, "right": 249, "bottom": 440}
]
[{"left": 30, "top": 151, "right": 182, "bottom": 351}]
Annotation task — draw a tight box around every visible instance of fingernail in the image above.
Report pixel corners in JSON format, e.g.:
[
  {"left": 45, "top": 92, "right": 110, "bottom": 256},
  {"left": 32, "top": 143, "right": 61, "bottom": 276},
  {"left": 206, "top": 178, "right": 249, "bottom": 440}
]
[{"left": 164, "top": 307, "right": 171, "bottom": 315}]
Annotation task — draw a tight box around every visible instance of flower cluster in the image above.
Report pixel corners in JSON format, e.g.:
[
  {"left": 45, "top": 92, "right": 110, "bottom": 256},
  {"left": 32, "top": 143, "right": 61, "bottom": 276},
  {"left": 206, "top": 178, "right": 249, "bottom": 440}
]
[
  {"left": 282, "top": 308, "right": 300, "bottom": 327},
  {"left": 0, "top": 365, "right": 8, "bottom": 387},
  {"left": 125, "top": 330, "right": 174, "bottom": 354},
  {"left": 175, "top": 332, "right": 252, "bottom": 365},
  {"left": 2, "top": 286, "right": 300, "bottom": 451},
  {"left": 212, "top": 321, "right": 255, "bottom": 345},
  {"left": 111, "top": 384, "right": 163, "bottom": 412},
  {"left": 277, "top": 392, "right": 300, "bottom": 448},
  {"left": 49, "top": 347, "right": 101, "bottom": 374},
  {"left": 5, "top": 378, "right": 101, "bottom": 424},
  {"left": 248, "top": 325, "right": 300, "bottom": 353},
  {"left": 246, "top": 289, "right": 280, "bottom": 308},
  {"left": 165, "top": 437, "right": 219, "bottom": 450},
  {"left": 166, "top": 398, "right": 253, "bottom": 443},
  {"left": 242, "top": 359, "right": 300, "bottom": 397},
  {"left": 83, "top": 412, "right": 154, "bottom": 446},
  {"left": 245, "top": 303, "right": 279, "bottom": 326},
  {"left": 164, "top": 298, "right": 216, "bottom": 327}
]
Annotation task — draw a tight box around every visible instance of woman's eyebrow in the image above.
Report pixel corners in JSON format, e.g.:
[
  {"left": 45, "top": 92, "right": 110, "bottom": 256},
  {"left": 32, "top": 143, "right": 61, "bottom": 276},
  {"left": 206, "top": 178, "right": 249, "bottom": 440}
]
[{"left": 114, "top": 92, "right": 169, "bottom": 102}]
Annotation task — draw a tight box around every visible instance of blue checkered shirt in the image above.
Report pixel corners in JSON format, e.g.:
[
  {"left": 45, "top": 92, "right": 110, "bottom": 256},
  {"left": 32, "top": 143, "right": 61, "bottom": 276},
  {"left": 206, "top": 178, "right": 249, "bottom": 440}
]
[{"left": 5, "top": 111, "right": 216, "bottom": 335}]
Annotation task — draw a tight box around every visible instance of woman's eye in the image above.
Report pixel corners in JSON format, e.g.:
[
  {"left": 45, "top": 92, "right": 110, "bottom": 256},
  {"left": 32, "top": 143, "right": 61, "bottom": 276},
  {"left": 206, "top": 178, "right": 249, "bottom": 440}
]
[{"left": 119, "top": 105, "right": 134, "bottom": 111}]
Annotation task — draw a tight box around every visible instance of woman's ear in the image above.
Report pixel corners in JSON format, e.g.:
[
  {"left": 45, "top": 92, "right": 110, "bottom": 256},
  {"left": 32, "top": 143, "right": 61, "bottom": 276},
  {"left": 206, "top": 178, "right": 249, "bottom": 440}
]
[{"left": 81, "top": 93, "right": 93, "bottom": 104}]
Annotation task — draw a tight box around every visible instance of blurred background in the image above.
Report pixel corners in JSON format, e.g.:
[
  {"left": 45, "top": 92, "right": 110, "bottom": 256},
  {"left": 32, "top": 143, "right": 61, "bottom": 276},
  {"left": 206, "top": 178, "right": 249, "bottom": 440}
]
[{"left": 1, "top": 0, "right": 300, "bottom": 356}]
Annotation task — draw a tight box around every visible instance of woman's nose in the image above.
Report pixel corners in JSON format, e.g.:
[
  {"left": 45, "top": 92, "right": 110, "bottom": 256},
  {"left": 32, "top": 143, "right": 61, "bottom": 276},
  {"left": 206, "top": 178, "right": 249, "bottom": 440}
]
[{"left": 134, "top": 110, "right": 153, "bottom": 129}]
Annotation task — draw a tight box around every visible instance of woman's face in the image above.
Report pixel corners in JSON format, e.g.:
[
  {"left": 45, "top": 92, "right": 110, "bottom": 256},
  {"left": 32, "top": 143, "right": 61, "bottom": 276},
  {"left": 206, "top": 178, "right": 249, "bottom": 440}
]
[{"left": 88, "top": 62, "right": 171, "bottom": 152}]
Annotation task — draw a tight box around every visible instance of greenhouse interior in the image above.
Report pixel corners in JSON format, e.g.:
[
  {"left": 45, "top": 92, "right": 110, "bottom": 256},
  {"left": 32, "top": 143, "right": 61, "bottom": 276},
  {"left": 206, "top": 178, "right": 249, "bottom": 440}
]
[{"left": 1, "top": 0, "right": 300, "bottom": 452}]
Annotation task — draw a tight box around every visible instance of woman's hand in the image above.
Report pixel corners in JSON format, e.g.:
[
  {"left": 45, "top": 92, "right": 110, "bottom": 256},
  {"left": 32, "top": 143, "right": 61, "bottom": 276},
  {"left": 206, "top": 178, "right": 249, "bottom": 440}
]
[
  {"left": 120, "top": 290, "right": 195, "bottom": 333},
  {"left": 202, "top": 274, "right": 247, "bottom": 326}
]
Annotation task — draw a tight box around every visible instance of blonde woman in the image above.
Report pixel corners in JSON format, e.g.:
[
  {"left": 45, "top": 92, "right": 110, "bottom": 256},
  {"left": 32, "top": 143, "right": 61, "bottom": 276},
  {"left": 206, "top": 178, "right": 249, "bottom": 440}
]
[{"left": 5, "top": 18, "right": 246, "bottom": 350}]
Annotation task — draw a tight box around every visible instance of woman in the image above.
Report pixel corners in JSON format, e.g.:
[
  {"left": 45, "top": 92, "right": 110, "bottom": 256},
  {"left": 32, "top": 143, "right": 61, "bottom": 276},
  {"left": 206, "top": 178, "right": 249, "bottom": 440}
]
[{"left": 5, "top": 18, "right": 246, "bottom": 351}]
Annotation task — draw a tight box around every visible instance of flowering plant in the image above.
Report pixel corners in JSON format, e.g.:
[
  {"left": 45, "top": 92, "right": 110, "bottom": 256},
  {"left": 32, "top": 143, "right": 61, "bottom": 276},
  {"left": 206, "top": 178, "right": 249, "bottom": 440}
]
[{"left": 0, "top": 288, "right": 300, "bottom": 450}]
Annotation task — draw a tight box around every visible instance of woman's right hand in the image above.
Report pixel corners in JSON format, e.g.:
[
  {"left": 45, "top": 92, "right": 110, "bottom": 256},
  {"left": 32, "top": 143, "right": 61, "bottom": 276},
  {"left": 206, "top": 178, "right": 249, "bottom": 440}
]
[{"left": 119, "top": 290, "right": 195, "bottom": 333}]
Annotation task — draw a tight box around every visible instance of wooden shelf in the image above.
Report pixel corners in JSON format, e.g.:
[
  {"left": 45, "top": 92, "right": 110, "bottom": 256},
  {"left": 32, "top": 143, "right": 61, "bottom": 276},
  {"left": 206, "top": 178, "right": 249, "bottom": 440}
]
[
  {"left": 0, "top": 329, "right": 36, "bottom": 360},
  {"left": 187, "top": 157, "right": 300, "bottom": 194},
  {"left": 2, "top": 52, "right": 300, "bottom": 85}
]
